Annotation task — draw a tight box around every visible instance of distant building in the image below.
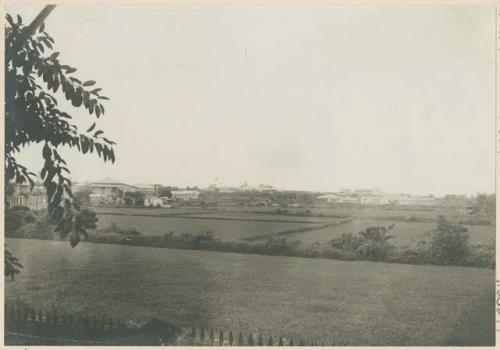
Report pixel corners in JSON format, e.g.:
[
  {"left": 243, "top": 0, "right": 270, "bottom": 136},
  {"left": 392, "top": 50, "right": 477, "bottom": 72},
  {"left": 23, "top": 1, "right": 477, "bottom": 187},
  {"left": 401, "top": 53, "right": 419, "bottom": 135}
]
[
  {"left": 134, "top": 183, "right": 156, "bottom": 195},
  {"left": 318, "top": 188, "right": 436, "bottom": 207},
  {"left": 7, "top": 181, "right": 47, "bottom": 210},
  {"left": 144, "top": 196, "right": 163, "bottom": 207},
  {"left": 73, "top": 178, "right": 138, "bottom": 205},
  {"left": 171, "top": 190, "right": 200, "bottom": 200},
  {"left": 359, "top": 195, "right": 389, "bottom": 205},
  {"left": 316, "top": 193, "right": 359, "bottom": 204},
  {"left": 144, "top": 196, "right": 175, "bottom": 208},
  {"left": 385, "top": 194, "right": 436, "bottom": 206},
  {"left": 210, "top": 183, "right": 276, "bottom": 193}
]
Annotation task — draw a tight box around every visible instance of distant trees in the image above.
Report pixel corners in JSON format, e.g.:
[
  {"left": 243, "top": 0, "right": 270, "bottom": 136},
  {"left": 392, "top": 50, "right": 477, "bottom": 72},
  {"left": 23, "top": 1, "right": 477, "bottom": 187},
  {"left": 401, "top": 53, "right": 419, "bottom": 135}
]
[
  {"left": 158, "top": 187, "right": 173, "bottom": 198},
  {"left": 472, "top": 194, "right": 495, "bottom": 219},
  {"left": 124, "top": 191, "right": 145, "bottom": 206}
]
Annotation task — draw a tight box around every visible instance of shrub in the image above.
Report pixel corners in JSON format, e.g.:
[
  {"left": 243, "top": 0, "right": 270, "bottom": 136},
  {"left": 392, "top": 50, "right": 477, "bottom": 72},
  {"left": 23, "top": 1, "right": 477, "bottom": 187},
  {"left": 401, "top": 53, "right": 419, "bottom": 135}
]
[
  {"left": 428, "top": 216, "right": 470, "bottom": 265},
  {"left": 24, "top": 212, "right": 36, "bottom": 223},
  {"left": 329, "top": 233, "right": 363, "bottom": 252},
  {"left": 5, "top": 210, "right": 25, "bottom": 234},
  {"left": 77, "top": 208, "right": 98, "bottom": 229},
  {"left": 5, "top": 206, "right": 38, "bottom": 234}
]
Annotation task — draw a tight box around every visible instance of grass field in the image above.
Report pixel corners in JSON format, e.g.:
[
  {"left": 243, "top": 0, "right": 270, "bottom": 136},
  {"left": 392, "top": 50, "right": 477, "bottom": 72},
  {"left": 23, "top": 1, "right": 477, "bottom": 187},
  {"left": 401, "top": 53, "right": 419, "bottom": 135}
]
[
  {"left": 284, "top": 219, "right": 495, "bottom": 246},
  {"left": 5, "top": 238, "right": 494, "bottom": 346},
  {"left": 96, "top": 213, "right": 324, "bottom": 241},
  {"left": 94, "top": 208, "right": 494, "bottom": 246}
]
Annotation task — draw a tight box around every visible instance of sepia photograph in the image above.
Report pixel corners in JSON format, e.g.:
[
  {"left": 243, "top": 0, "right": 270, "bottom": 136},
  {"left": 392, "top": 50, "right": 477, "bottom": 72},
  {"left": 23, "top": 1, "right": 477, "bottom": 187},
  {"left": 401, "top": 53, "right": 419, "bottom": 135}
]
[{"left": 3, "top": 2, "right": 497, "bottom": 347}]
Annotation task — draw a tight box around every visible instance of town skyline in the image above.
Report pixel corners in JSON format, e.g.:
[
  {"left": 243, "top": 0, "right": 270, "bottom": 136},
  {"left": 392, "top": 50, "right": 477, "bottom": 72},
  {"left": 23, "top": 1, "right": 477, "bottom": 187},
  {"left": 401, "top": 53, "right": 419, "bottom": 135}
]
[{"left": 69, "top": 176, "right": 491, "bottom": 197}]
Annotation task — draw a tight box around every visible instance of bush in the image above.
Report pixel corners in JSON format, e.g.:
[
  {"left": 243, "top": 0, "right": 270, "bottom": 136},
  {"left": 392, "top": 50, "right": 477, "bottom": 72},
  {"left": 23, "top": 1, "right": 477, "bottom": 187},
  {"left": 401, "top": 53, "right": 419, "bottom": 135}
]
[
  {"left": 5, "top": 210, "right": 25, "bottom": 234},
  {"left": 77, "top": 209, "right": 98, "bottom": 229},
  {"left": 24, "top": 212, "right": 36, "bottom": 223},
  {"left": 428, "top": 216, "right": 470, "bottom": 265},
  {"left": 5, "top": 206, "right": 38, "bottom": 234},
  {"left": 328, "top": 224, "right": 395, "bottom": 261}
]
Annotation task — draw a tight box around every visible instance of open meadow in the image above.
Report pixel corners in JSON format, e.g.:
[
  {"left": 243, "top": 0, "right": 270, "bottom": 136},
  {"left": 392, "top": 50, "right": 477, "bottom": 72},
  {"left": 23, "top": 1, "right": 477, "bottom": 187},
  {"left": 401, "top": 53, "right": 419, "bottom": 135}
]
[
  {"left": 95, "top": 212, "right": 325, "bottom": 241},
  {"left": 93, "top": 207, "right": 495, "bottom": 246},
  {"left": 284, "top": 219, "right": 494, "bottom": 246},
  {"left": 5, "top": 238, "right": 494, "bottom": 346}
]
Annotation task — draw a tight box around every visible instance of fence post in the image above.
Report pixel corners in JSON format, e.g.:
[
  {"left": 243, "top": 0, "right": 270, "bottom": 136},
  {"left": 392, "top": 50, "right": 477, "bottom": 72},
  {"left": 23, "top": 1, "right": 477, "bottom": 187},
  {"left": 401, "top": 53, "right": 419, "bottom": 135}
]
[
  {"left": 191, "top": 326, "right": 196, "bottom": 338},
  {"left": 267, "top": 335, "right": 273, "bottom": 346},
  {"left": 299, "top": 338, "right": 304, "bottom": 346},
  {"left": 229, "top": 330, "right": 234, "bottom": 346},
  {"left": 200, "top": 327, "right": 205, "bottom": 342},
  {"left": 210, "top": 329, "right": 215, "bottom": 344},
  {"left": 278, "top": 337, "right": 283, "bottom": 346},
  {"left": 289, "top": 338, "right": 294, "bottom": 346},
  {"left": 219, "top": 330, "right": 224, "bottom": 346},
  {"left": 238, "top": 332, "right": 244, "bottom": 346},
  {"left": 258, "top": 333, "right": 263, "bottom": 346},
  {"left": 248, "top": 333, "right": 254, "bottom": 346}
]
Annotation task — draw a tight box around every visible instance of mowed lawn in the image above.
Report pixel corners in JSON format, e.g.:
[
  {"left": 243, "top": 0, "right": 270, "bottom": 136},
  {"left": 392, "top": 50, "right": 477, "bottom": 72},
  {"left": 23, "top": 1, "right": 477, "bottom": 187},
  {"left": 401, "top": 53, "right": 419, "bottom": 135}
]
[
  {"left": 5, "top": 239, "right": 494, "bottom": 346},
  {"left": 96, "top": 213, "right": 323, "bottom": 241},
  {"left": 285, "top": 219, "right": 495, "bottom": 246}
]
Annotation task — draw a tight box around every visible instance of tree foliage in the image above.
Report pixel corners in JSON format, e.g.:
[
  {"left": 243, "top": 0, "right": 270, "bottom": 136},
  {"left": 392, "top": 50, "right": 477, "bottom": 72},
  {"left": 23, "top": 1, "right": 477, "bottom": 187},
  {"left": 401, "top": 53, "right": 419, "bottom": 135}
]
[
  {"left": 429, "top": 216, "right": 470, "bottom": 265},
  {"left": 5, "top": 13, "right": 115, "bottom": 248},
  {"left": 5, "top": 249, "right": 23, "bottom": 281}
]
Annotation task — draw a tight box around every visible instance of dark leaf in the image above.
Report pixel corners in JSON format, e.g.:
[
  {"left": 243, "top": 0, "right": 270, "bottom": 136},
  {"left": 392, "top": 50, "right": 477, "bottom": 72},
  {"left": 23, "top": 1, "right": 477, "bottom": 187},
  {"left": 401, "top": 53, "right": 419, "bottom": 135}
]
[
  {"left": 86, "top": 123, "right": 96, "bottom": 133},
  {"left": 6, "top": 14, "right": 15, "bottom": 27},
  {"left": 83, "top": 80, "right": 96, "bottom": 86},
  {"left": 42, "top": 143, "right": 52, "bottom": 159},
  {"left": 70, "top": 231, "right": 80, "bottom": 248}
]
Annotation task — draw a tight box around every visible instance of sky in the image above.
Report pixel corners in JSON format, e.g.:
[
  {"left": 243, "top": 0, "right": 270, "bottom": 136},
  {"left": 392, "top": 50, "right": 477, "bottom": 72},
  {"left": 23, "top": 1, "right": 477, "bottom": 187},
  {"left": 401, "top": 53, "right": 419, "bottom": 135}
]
[{"left": 6, "top": 4, "right": 496, "bottom": 195}]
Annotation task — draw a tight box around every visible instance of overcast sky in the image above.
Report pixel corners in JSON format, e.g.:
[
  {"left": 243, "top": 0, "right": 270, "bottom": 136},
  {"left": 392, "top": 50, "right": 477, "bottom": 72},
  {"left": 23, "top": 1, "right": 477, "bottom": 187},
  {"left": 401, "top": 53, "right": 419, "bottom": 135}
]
[{"left": 7, "top": 5, "right": 495, "bottom": 195}]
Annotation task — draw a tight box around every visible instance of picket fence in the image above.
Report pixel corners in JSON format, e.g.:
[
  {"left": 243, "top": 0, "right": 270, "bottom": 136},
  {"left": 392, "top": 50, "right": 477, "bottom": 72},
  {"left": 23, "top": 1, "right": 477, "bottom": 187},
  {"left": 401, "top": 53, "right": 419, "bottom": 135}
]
[{"left": 5, "top": 303, "right": 329, "bottom": 346}]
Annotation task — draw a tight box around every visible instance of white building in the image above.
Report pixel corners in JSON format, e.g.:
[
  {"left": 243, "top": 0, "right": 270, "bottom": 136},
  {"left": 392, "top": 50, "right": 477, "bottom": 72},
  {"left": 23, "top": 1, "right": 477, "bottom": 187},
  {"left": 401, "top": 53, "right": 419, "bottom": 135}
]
[
  {"left": 171, "top": 190, "right": 200, "bottom": 200},
  {"left": 359, "top": 195, "right": 390, "bottom": 205},
  {"left": 386, "top": 194, "right": 436, "bottom": 206},
  {"left": 8, "top": 181, "right": 47, "bottom": 210},
  {"left": 144, "top": 196, "right": 163, "bottom": 207}
]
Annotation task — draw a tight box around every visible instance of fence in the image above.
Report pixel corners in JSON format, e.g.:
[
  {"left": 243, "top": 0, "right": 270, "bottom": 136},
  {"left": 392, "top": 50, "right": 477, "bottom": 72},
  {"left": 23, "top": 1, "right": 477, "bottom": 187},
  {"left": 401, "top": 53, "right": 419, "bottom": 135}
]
[
  {"left": 183, "top": 327, "right": 327, "bottom": 346},
  {"left": 5, "top": 303, "right": 329, "bottom": 346},
  {"left": 5, "top": 303, "right": 129, "bottom": 345}
]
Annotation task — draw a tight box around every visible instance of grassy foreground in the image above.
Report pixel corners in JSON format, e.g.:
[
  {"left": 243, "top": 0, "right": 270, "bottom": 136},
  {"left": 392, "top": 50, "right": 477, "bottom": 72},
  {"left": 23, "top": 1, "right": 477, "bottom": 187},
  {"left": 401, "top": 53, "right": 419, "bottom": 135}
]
[{"left": 5, "top": 238, "right": 494, "bottom": 346}]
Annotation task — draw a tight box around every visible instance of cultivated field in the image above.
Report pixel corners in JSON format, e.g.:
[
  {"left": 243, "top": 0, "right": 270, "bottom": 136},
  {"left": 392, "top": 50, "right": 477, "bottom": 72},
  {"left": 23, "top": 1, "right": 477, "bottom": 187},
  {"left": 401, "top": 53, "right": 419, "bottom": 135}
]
[
  {"left": 96, "top": 213, "right": 325, "bottom": 241},
  {"left": 285, "top": 219, "right": 495, "bottom": 246},
  {"left": 5, "top": 238, "right": 494, "bottom": 346},
  {"left": 93, "top": 207, "right": 495, "bottom": 246}
]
